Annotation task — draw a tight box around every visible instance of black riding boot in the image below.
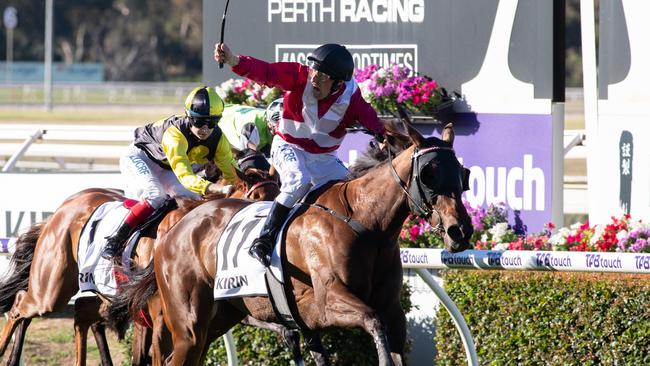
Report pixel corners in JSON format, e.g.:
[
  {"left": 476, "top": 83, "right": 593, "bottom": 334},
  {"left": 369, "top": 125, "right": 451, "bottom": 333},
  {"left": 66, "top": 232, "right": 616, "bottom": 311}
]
[
  {"left": 249, "top": 202, "right": 291, "bottom": 267},
  {"left": 101, "top": 220, "right": 134, "bottom": 260}
]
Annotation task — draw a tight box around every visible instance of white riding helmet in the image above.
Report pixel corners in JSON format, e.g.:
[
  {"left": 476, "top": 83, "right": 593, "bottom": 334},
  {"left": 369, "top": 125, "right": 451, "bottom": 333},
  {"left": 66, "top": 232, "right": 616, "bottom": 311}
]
[{"left": 266, "top": 98, "right": 284, "bottom": 129}]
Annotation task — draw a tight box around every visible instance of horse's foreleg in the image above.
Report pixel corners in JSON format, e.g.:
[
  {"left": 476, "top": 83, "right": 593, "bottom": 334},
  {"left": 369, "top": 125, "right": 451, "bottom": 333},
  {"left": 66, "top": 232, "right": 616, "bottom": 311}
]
[
  {"left": 321, "top": 284, "right": 394, "bottom": 366},
  {"left": 381, "top": 301, "right": 407, "bottom": 366},
  {"left": 74, "top": 318, "right": 89, "bottom": 366},
  {"left": 4, "top": 317, "right": 31, "bottom": 366},
  {"left": 90, "top": 323, "right": 113, "bottom": 366}
]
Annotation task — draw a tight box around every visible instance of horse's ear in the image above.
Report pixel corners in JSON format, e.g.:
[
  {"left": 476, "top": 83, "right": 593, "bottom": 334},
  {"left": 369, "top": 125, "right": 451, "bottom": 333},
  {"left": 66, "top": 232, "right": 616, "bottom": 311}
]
[
  {"left": 441, "top": 123, "right": 455, "bottom": 146},
  {"left": 396, "top": 105, "right": 425, "bottom": 148},
  {"left": 235, "top": 168, "right": 246, "bottom": 182},
  {"left": 244, "top": 168, "right": 266, "bottom": 182}
]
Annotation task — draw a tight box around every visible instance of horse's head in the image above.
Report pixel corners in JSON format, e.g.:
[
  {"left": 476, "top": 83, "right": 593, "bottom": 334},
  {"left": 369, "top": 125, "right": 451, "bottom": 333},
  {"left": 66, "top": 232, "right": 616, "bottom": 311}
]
[
  {"left": 232, "top": 149, "right": 280, "bottom": 201},
  {"left": 236, "top": 168, "right": 280, "bottom": 201},
  {"left": 396, "top": 120, "right": 473, "bottom": 253}
]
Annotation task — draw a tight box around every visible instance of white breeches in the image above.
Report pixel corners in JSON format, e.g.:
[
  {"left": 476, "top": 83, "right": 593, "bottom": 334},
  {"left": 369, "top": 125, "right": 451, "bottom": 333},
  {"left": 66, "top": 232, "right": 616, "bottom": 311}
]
[
  {"left": 270, "top": 135, "right": 348, "bottom": 207},
  {"left": 120, "top": 144, "right": 201, "bottom": 209}
]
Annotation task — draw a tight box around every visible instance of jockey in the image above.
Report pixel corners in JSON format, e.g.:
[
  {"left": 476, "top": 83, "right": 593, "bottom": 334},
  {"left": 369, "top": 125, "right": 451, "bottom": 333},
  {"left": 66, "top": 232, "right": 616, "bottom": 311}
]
[
  {"left": 215, "top": 42, "right": 386, "bottom": 267},
  {"left": 101, "top": 86, "right": 238, "bottom": 260},
  {"left": 218, "top": 102, "right": 278, "bottom": 158}
]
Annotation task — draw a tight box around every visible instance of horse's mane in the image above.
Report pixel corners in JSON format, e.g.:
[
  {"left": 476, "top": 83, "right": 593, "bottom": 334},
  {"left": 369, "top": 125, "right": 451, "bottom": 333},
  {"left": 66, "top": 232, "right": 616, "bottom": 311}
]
[
  {"left": 346, "top": 143, "right": 391, "bottom": 179},
  {"left": 346, "top": 118, "right": 412, "bottom": 179},
  {"left": 175, "top": 193, "right": 227, "bottom": 211}
]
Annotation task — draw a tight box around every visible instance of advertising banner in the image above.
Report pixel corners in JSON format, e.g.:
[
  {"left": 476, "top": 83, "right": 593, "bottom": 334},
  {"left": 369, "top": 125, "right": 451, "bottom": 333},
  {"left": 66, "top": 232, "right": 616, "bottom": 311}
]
[
  {"left": 399, "top": 248, "right": 650, "bottom": 274},
  {"left": 203, "top": 0, "right": 555, "bottom": 232},
  {"left": 0, "top": 173, "right": 124, "bottom": 238}
]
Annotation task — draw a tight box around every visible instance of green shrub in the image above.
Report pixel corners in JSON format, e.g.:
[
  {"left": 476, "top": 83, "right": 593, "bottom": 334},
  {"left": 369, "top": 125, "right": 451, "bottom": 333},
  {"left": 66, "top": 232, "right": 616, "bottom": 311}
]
[{"left": 435, "top": 271, "right": 650, "bottom": 365}]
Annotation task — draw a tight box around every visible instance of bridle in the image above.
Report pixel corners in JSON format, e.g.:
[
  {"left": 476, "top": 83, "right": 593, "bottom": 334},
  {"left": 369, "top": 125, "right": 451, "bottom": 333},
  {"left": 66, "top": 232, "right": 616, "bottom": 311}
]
[
  {"left": 244, "top": 180, "right": 279, "bottom": 199},
  {"left": 387, "top": 145, "right": 459, "bottom": 236}
]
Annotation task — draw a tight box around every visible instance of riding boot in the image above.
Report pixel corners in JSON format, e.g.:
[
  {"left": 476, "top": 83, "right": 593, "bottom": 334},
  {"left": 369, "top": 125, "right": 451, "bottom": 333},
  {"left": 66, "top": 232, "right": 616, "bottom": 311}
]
[
  {"left": 101, "top": 199, "right": 155, "bottom": 260},
  {"left": 101, "top": 220, "right": 133, "bottom": 259},
  {"left": 249, "top": 201, "right": 291, "bottom": 267}
]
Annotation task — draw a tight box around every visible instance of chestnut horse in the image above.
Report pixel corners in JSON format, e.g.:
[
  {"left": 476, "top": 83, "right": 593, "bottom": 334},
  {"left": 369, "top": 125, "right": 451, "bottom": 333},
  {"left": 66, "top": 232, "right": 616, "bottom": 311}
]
[
  {"left": 114, "top": 122, "right": 473, "bottom": 366},
  {"left": 0, "top": 168, "right": 279, "bottom": 366}
]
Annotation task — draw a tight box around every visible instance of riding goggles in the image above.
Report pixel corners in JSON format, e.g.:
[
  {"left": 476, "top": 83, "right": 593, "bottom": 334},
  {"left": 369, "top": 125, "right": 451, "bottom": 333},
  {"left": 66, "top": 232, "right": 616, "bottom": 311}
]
[
  {"left": 307, "top": 61, "right": 331, "bottom": 82},
  {"left": 190, "top": 115, "right": 221, "bottom": 129}
]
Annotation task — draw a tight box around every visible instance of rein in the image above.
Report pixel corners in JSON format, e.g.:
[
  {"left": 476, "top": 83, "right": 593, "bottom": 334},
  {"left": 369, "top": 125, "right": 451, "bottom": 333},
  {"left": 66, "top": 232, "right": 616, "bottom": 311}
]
[
  {"left": 386, "top": 145, "right": 455, "bottom": 236},
  {"left": 244, "top": 180, "right": 279, "bottom": 199}
]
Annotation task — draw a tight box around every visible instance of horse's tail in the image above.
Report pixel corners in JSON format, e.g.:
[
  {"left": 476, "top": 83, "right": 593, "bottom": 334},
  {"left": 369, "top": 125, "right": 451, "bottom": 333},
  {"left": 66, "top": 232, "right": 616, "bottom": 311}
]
[
  {"left": 0, "top": 220, "right": 46, "bottom": 313},
  {"left": 106, "top": 261, "right": 157, "bottom": 338}
]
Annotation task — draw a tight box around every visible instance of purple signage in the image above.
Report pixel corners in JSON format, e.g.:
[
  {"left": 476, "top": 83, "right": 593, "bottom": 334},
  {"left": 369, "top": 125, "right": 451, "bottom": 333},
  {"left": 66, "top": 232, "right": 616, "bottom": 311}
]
[{"left": 337, "top": 112, "right": 553, "bottom": 232}]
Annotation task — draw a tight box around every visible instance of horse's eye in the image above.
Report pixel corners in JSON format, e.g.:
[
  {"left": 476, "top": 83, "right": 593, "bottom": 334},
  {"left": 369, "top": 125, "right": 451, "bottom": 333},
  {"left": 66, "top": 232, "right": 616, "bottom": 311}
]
[{"left": 420, "top": 165, "right": 438, "bottom": 187}]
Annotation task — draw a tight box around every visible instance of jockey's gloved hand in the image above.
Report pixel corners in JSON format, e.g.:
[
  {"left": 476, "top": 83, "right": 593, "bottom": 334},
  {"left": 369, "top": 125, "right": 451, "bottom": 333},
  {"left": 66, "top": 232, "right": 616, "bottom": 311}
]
[
  {"left": 205, "top": 183, "right": 235, "bottom": 196},
  {"left": 220, "top": 185, "right": 235, "bottom": 196}
]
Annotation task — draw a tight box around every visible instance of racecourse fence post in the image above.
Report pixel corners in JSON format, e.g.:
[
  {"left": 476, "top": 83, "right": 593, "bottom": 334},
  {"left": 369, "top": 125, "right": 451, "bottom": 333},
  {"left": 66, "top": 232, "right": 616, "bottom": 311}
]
[
  {"left": 413, "top": 268, "right": 479, "bottom": 366},
  {"left": 223, "top": 329, "right": 238, "bottom": 366}
]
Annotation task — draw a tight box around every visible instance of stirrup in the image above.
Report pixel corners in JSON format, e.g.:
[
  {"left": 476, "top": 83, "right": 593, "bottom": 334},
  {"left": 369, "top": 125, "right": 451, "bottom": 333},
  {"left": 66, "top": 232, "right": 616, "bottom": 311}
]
[{"left": 249, "top": 238, "right": 273, "bottom": 267}]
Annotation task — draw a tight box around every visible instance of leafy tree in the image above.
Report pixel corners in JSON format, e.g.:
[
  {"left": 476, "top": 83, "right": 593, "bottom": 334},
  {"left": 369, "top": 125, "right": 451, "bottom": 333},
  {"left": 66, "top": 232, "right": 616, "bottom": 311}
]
[{"left": 0, "top": 0, "right": 202, "bottom": 81}]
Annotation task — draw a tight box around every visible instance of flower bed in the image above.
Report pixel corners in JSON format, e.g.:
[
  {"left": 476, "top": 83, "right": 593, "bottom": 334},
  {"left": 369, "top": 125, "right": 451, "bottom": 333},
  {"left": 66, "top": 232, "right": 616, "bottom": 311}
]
[
  {"left": 355, "top": 63, "right": 457, "bottom": 121},
  {"left": 400, "top": 202, "right": 650, "bottom": 253},
  {"left": 216, "top": 78, "right": 282, "bottom": 107}
]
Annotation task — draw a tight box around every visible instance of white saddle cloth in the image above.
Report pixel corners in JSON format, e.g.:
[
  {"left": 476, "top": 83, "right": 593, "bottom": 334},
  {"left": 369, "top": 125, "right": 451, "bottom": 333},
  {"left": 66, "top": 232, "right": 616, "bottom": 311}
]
[
  {"left": 77, "top": 201, "right": 139, "bottom": 296},
  {"left": 214, "top": 201, "right": 285, "bottom": 299}
]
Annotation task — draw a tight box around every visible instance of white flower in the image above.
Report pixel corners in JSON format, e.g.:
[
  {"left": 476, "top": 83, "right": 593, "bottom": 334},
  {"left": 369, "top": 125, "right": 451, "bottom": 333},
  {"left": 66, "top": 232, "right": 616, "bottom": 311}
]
[
  {"left": 358, "top": 80, "right": 373, "bottom": 100},
  {"left": 569, "top": 222, "right": 584, "bottom": 230},
  {"left": 616, "top": 230, "right": 629, "bottom": 241},
  {"left": 548, "top": 229, "right": 568, "bottom": 247},
  {"left": 493, "top": 243, "right": 509, "bottom": 251},
  {"left": 489, "top": 222, "right": 509, "bottom": 243},
  {"left": 590, "top": 225, "right": 604, "bottom": 245}
]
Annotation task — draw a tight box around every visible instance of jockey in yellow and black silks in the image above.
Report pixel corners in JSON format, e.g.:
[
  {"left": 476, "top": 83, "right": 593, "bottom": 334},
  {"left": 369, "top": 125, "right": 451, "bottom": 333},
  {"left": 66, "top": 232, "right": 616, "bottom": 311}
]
[{"left": 102, "top": 86, "right": 238, "bottom": 260}]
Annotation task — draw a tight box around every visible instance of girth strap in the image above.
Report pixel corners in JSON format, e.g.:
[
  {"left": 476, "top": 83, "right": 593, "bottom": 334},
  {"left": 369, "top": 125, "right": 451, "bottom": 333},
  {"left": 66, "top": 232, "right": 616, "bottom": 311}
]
[{"left": 310, "top": 203, "right": 388, "bottom": 247}]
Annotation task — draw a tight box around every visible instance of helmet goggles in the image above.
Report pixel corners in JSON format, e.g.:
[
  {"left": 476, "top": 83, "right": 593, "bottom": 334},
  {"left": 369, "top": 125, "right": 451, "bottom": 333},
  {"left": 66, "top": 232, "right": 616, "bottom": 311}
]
[{"left": 190, "top": 115, "right": 221, "bottom": 129}]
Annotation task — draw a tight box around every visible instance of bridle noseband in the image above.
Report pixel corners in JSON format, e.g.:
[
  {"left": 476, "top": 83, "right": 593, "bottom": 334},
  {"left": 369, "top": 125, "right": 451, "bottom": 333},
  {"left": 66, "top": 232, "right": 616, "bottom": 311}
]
[{"left": 387, "top": 145, "right": 458, "bottom": 236}]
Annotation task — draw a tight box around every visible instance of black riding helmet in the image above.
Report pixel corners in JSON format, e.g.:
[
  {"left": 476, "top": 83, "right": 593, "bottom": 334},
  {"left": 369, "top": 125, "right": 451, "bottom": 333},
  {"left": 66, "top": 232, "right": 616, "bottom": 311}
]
[{"left": 307, "top": 44, "right": 354, "bottom": 81}]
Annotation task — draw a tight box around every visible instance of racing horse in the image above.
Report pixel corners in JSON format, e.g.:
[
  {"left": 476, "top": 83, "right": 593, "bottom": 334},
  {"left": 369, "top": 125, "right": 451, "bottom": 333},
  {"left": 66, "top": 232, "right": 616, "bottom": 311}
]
[
  {"left": 113, "top": 121, "right": 473, "bottom": 366},
  {"left": 0, "top": 165, "right": 279, "bottom": 366}
]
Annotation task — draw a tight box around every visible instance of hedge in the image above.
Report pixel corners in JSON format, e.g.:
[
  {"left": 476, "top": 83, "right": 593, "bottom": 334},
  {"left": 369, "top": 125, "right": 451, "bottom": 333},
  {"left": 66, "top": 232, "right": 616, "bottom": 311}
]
[{"left": 435, "top": 270, "right": 650, "bottom": 365}]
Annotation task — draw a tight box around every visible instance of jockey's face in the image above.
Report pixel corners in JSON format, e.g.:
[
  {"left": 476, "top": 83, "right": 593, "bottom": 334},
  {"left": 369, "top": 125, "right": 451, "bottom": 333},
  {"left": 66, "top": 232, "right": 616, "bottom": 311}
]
[
  {"left": 189, "top": 116, "right": 219, "bottom": 140},
  {"left": 309, "top": 68, "right": 334, "bottom": 100},
  {"left": 190, "top": 124, "right": 214, "bottom": 140}
]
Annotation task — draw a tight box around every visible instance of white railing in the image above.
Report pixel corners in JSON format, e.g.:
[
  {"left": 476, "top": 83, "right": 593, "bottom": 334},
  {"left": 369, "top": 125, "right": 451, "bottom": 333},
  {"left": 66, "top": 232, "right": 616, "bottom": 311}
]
[{"left": 400, "top": 248, "right": 650, "bottom": 273}]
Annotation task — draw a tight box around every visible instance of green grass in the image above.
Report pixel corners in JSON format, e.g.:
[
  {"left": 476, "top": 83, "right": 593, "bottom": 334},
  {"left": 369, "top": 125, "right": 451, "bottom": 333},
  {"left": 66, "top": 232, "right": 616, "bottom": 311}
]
[
  {"left": 49, "top": 330, "right": 74, "bottom": 344},
  {"left": 0, "top": 107, "right": 177, "bottom": 125}
]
